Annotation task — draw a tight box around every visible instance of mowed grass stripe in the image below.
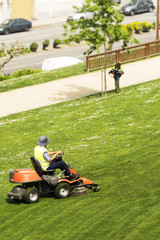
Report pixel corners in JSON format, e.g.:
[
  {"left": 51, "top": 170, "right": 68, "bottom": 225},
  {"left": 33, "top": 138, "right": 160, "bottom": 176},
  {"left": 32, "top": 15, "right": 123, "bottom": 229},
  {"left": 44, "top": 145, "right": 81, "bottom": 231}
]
[{"left": 0, "top": 79, "right": 160, "bottom": 240}]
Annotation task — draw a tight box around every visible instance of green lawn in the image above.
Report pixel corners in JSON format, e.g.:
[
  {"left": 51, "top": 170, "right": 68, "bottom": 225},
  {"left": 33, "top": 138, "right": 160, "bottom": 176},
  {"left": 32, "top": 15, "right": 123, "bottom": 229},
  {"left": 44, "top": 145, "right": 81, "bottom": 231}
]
[
  {"left": 0, "top": 62, "right": 86, "bottom": 93},
  {"left": 0, "top": 79, "right": 160, "bottom": 240}
]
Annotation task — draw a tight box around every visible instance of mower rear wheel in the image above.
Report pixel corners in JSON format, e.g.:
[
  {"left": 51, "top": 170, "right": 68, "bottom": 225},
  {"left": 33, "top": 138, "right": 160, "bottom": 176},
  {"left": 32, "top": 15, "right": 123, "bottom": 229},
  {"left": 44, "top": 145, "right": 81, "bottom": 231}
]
[
  {"left": 55, "top": 182, "right": 71, "bottom": 198},
  {"left": 23, "top": 188, "right": 39, "bottom": 204},
  {"left": 11, "top": 185, "right": 25, "bottom": 201}
]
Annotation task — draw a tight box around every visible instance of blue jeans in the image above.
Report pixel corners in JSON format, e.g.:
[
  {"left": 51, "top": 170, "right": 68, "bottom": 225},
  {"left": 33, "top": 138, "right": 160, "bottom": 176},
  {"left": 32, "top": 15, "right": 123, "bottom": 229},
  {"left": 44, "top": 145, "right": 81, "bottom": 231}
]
[
  {"left": 47, "top": 156, "right": 71, "bottom": 176},
  {"left": 114, "top": 76, "right": 120, "bottom": 93}
]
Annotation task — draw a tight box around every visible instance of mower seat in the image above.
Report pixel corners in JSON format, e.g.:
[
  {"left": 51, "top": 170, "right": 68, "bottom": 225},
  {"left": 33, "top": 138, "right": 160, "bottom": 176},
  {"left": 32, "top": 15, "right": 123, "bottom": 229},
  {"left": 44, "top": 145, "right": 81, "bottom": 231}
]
[{"left": 30, "top": 157, "right": 55, "bottom": 177}]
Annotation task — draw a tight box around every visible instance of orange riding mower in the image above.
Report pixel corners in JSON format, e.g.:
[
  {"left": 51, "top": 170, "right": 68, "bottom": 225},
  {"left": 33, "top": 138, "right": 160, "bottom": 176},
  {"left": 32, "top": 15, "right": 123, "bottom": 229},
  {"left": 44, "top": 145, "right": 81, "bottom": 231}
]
[{"left": 7, "top": 156, "right": 99, "bottom": 203}]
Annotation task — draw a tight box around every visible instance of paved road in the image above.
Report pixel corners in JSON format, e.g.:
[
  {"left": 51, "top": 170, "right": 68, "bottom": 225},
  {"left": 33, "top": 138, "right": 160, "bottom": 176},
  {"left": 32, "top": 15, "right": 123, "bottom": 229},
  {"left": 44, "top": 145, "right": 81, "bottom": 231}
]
[
  {"left": 0, "top": 56, "right": 160, "bottom": 118},
  {"left": 4, "top": 29, "right": 158, "bottom": 75},
  {"left": 0, "top": 11, "right": 156, "bottom": 47},
  {"left": 0, "top": 10, "right": 158, "bottom": 74}
]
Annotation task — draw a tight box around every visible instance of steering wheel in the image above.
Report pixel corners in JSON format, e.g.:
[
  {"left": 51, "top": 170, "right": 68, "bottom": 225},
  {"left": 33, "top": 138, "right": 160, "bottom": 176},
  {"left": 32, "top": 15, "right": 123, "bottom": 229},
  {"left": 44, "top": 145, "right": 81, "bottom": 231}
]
[{"left": 59, "top": 151, "right": 64, "bottom": 156}]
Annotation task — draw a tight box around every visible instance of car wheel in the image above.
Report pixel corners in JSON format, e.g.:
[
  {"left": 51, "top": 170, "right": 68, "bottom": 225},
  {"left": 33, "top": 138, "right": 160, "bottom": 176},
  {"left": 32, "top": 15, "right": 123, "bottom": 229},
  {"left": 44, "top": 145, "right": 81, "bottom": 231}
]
[
  {"left": 130, "top": 10, "right": 135, "bottom": 16},
  {"left": 25, "top": 26, "right": 29, "bottom": 31},
  {"left": 23, "top": 188, "right": 39, "bottom": 203},
  {"left": 148, "top": 7, "right": 153, "bottom": 13},
  {"left": 4, "top": 29, "right": 9, "bottom": 35},
  {"left": 54, "top": 182, "right": 71, "bottom": 198}
]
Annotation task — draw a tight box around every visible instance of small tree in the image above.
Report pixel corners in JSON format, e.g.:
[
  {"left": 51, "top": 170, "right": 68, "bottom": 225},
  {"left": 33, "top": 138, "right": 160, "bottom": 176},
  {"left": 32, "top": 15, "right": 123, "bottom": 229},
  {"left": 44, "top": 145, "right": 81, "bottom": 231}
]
[
  {"left": 0, "top": 41, "right": 24, "bottom": 76},
  {"left": 63, "top": 0, "right": 139, "bottom": 96}
]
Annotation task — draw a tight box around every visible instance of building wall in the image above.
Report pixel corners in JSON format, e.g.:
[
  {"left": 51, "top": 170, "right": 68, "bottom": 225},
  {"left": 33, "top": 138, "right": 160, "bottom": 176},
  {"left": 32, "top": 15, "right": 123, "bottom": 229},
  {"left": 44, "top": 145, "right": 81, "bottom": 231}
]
[
  {"left": 0, "top": 0, "right": 11, "bottom": 23},
  {"left": 33, "top": 0, "right": 84, "bottom": 19},
  {"left": 0, "top": 0, "right": 158, "bottom": 23},
  {"left": 11, "top": 0, "right": 33, "bottom": 20}
]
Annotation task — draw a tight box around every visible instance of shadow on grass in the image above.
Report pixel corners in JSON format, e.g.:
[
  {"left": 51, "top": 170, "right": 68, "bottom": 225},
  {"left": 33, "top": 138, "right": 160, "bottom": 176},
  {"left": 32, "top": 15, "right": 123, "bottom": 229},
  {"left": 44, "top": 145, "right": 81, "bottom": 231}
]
[
  {"left": 6, "top": 198, "right": 22, "bottom": 205},
  {"left": 5, "top": 192, "right": 59, "bottom": 205}
]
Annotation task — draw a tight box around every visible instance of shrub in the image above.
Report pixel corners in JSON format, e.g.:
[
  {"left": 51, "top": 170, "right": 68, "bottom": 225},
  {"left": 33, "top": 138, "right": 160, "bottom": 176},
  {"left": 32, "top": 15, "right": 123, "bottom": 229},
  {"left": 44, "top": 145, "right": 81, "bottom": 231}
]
[
  {"left": 0, "top": 68, "right": 42, "bottom": 81},
  {"left": 30, "top": 42, "right": 38, "bottom": 52},
  {"left": 20, "top": 47, "right": 31, "bottom": 55},
  {"left": 63, "top": 39, "right": 70, "bottom": 45},
  {"left": 53, "top": 39, "right": 62, "bottom": 48},
  {"left": 0, "top": 74, "right": 12, "bottom": 81},
  {"left": 75, "top": 36, "right": 81, "bottom": 44},
  {"left": 151, "top": 21, "right": 156, "bottom": 30},
  {"left": 0, "top": 52, "right": 5, "bottom": 57},
  {"left": 42, "top": 39, "right": 50, "bottom": 50},
  {"left": 133, "top": 22, "right": 142, "bottom": 33},
  {"left": 12, "top": 68, "right": 42, "bottom": 78},
  {"left": 126, "top": 23, "right": 134, "bottom": 34},
  {"left": 152, "top": 21, "right": 160, "bottom": 30},
  {"left": 141, "top": 22, "right": 151, "bottom": 32}
]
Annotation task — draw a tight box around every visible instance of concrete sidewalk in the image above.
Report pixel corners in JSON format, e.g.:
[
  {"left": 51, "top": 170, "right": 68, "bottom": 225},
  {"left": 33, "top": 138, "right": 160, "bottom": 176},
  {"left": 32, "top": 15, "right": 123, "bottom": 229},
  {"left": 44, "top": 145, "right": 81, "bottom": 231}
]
[
  {"left": 0, "top": 56, "right": 160, "bottom": 118},
  {"left": 32, "top": 16, "right": 67, "bottom": 28}
]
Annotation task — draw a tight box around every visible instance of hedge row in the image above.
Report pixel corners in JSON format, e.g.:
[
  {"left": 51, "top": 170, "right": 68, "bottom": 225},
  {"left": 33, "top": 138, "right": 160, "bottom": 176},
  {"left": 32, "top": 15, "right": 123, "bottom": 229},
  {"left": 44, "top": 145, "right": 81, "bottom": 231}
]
[
  {"left": 0, "top": 68, "right": 42, "bottom": 81},
  {"left": 30, "top": 21, "right": 157, "bottom": 52},
  {"left": 30, "top": 39, "right": 62, "bottom": 52},
  {"left": 0, "top": 21, "right": 158, "bottom": 58},
  {"left": 125, "top": 21, "right": 155, "bottom": 34}
]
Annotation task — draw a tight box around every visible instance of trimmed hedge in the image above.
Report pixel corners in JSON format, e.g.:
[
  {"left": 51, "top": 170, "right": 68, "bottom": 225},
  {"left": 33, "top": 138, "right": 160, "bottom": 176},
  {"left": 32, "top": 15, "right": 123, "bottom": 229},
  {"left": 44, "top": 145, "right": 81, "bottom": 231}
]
[
  {"left": 43, "top": 39, "right": 50, "bottom": 50},
  {"left": 30, "top": 42, "right": 38, "bottom": 52},
  {"left": 53, "top": 39, "right": 62, "bottom": 48}
]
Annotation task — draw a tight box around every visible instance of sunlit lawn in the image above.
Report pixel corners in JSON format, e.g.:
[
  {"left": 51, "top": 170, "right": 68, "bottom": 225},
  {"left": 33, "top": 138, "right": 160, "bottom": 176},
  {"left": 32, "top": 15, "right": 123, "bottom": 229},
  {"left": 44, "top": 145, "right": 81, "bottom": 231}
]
[{"left": 0, "top": 79, "right": 159, "bottom": 240}]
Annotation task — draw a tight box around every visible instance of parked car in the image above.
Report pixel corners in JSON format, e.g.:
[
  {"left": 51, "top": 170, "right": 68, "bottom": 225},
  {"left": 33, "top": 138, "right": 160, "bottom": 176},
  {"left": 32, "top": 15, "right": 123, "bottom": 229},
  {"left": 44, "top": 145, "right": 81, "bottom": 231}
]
[
  {"left": 0, "top": 18, "right": 32, "bottom": 34},
  {"left": 67, "top": 11, "right": 94, "bottom": 21},
  {"left": 113, "top": 0, "right": 121, "bottom": 3},
  {"left": 121, "top": 0, "right": 155, "bottom": 16}
]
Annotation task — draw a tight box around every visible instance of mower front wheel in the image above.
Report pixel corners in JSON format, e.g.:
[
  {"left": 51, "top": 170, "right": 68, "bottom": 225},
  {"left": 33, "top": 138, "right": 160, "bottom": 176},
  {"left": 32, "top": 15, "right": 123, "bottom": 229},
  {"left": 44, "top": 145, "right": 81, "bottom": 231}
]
[
  {"left": 23, "top": 188, "right": 39, "bottom": 204},
  {"left": 55, "top": 182, "right": 71, "bottom": 198}
]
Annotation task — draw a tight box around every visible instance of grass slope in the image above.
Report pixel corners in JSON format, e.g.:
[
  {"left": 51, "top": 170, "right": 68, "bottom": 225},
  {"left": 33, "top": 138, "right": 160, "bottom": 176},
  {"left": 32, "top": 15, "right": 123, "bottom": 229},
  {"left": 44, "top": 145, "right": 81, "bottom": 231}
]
[
  {"left": 0, "top": 62, "right": 86, "bottom": 93},
  {"left": 0, "top": 79, "right": 160, "bottom": 240}
]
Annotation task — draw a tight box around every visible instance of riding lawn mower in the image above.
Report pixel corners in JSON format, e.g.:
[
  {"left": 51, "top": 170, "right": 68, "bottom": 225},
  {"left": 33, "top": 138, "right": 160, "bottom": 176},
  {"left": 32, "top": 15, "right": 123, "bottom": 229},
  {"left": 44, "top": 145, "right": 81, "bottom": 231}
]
[{"left": 7, "top": 154, "right": 100, "bottom": 204}]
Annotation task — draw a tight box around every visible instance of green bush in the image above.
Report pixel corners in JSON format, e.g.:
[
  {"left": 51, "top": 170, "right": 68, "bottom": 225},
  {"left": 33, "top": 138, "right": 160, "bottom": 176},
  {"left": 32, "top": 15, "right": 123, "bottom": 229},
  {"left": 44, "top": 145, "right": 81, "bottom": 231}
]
[
  {"left": 12, "top": 68, "right": 41, "bottom": 78},
  {"left": 126, "top": 23, "right": 134, "bottom": 34},
  {"left": 63, "top": 39, "right": 70, "bottom": 45},
  {"left": 141, "top": 22, "right": 151, "bottom": 32},
  {"left": 42, "top": 39, "right": 50, "bottom": 50},
  {"left": 30, "top": 42, "right": 38, "bottom": 52},
  {"left": 0, "top": 74, "right": 12, "bottom": 81},
  {"left": 75, "top": 35, "right": 81, "bottom": 44},
  {"left": 0, "top": 68, "right": 42, "bottom": 81},
  {"left": 133, "top": 21, "right": 142, "bottom": 33},
  {"left": 151, "top": 21, "right": 156, "bottom": 30},
  {"left": 0, "top": 52, "right": 5, "bottom": 57},
  {"left": 152, "top": 21, "right": 160, "bottom": 30},
  {"left": 20, "top": 47, "right": 31, "bottom": 55},
  {"left": 53, "top": 39, "right": 62, "bottom": 48}
]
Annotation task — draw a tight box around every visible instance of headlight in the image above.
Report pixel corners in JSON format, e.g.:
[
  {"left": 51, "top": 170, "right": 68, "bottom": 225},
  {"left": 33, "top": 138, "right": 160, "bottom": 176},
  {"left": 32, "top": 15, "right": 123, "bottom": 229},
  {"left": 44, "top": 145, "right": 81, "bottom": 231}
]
[
  {"left": 125, "top": 7, "right": 131, "bottom": 12},
  {"left": 0, "top": 28, "right": 4, "bottom": 31}
]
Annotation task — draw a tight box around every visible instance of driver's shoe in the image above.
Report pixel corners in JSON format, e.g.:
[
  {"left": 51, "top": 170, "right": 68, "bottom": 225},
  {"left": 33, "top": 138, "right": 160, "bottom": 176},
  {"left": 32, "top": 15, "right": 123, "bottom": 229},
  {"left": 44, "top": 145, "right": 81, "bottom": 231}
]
[{"left": 69, "top": 173, "right": 80, "bottom": 180}]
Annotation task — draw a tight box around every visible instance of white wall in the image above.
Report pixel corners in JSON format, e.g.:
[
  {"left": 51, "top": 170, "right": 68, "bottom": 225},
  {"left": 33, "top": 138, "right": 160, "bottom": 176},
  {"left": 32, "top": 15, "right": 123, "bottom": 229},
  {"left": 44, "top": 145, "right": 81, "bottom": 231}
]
[
  {"left": 0, "top": 0, "right": 11, "bottom": 23},
  {"left": 23, "top": 0, "right": 160, "bottom": 21},
  {"left": 33, "top": 0, "right": 84, "bottom": 19}
]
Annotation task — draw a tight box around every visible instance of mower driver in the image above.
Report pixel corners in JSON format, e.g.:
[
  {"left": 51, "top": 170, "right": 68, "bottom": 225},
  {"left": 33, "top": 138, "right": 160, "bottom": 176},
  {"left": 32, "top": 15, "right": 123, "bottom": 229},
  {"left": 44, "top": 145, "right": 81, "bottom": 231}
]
[{"left": 34, "top": 135, "right": 79, "bottom": 180}]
